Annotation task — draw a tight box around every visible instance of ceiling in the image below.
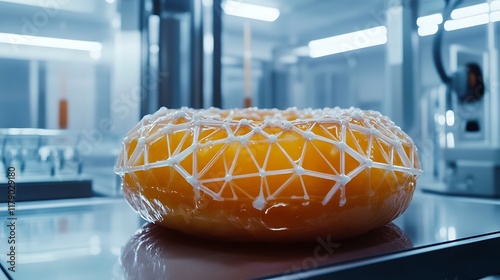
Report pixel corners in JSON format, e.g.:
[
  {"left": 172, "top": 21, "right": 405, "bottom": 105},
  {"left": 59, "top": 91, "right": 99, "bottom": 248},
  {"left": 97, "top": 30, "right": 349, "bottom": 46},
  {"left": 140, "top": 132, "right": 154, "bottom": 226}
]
[
  {"left": 417, "top": 0, "right": 488, "bottom": 16},
  {"left": 0, "top": 0, "right": 116, "bottom": 41},
  {"left": 223, "top": 0, "right": 386, "bottom": 44},
  {"left": 223, "top": 0, "right": 490, "bottom": 44}
]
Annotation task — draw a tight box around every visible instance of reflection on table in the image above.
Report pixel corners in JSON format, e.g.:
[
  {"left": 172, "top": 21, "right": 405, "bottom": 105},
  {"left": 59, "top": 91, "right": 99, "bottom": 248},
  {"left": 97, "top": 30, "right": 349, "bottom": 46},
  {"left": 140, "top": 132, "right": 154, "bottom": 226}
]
[{"left": 119, "top": 222, "right": 412, "bottom": 280}]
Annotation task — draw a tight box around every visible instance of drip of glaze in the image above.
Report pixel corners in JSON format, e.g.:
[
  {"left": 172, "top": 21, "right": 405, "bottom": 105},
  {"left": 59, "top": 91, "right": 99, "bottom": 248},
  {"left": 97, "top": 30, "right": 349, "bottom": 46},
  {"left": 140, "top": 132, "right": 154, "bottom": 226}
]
[
  {"left": 252, "top": 194, "right": 266, "bottom": 210},
  {"left": 339, "top": 185, "right": 346, "bottom": 207}
]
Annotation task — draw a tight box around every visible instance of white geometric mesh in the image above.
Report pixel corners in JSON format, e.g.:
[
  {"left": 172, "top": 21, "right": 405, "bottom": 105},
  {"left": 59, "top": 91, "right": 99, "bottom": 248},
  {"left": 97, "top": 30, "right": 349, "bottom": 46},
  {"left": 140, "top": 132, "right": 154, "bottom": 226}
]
[{"left": 115, "top": 107, "right": 422, "bottom": 210}]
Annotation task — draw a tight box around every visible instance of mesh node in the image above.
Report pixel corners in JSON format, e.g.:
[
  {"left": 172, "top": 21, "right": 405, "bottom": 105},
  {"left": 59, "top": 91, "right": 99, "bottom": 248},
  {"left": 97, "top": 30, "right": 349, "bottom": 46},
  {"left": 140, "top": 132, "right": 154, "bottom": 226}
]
[{"left": 268, "top": 135, "right": 277, "bottom": 143}]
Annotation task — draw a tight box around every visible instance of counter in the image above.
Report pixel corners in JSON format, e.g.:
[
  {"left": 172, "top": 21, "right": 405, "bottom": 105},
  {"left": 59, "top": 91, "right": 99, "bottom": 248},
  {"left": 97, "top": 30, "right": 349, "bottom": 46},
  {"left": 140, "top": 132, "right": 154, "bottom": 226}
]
[{"left": 1, "top": 190, "right": 500, "bottom": 279}]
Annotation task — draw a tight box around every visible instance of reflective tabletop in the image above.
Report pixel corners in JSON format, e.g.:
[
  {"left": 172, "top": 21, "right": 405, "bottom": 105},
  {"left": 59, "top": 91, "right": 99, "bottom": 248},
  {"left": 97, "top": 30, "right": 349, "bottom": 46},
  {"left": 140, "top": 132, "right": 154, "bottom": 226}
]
[{"left": 1, "top": 190, "right": 500, "bottom": 280}]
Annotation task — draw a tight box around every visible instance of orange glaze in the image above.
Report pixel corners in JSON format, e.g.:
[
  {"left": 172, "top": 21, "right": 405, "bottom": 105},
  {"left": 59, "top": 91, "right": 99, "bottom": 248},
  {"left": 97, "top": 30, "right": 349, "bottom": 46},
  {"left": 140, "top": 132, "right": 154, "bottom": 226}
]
[{"left": 115, "top": 107, "right": 421, "bottom": 242}]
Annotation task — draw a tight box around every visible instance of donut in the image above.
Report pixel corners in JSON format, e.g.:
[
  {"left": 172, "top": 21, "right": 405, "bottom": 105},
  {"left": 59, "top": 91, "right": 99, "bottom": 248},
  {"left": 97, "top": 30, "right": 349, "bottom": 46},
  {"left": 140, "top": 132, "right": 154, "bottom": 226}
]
[{"left": 114, "top": 107, "right": 421, "bottom": 242}]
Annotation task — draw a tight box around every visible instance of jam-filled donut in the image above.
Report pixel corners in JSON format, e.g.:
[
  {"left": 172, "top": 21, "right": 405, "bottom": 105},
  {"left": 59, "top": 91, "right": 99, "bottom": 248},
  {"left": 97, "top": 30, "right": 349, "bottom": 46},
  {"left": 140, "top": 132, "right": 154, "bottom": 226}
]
[{"left": 115, "top": 107, "right": 421, "bottom": 242}]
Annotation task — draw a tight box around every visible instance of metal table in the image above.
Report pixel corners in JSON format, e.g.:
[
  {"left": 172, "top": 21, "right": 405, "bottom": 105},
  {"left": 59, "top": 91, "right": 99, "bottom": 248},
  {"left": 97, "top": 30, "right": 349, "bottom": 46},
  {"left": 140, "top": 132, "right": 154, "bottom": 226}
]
[{"left": 1, "top": 190, "right": 500, "bottom": 280}]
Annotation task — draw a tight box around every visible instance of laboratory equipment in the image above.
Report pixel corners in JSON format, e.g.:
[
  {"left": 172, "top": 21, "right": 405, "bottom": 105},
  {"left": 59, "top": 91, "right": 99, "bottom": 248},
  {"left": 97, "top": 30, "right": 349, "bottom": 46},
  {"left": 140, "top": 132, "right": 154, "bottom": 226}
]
[
  {"left": 0, "top": 128, "right": 92, "bottom": 202},
  {"left": 423, "top": 0, "right": 500, "bottom": 197}
]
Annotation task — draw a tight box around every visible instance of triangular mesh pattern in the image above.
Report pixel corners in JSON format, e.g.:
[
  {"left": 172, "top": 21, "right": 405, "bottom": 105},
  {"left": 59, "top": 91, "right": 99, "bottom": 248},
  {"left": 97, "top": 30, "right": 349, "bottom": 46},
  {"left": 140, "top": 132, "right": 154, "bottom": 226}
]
[{"left": 115, "top": 107, "right": 422, "bottom": 210}]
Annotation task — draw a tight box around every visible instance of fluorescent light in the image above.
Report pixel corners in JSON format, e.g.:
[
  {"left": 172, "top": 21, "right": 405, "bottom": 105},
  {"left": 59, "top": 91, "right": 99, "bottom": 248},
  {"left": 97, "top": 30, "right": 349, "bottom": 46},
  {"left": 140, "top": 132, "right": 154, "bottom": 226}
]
[
  {"left": 444, "top": 13, "right": 489, "bottom": 31},
  {"left": 446, "top": 132, "right": 455, "bottom": 148},
  {"left": 491, "top": 0, "right": 500, "bottom": 12},
  {"left": 417, "top": 13, "right": 443, "bottom": 26},
  {"left": 222, "top": 1, "right": 280, "bottom": 22},
  {"left": 308, "top": 26, "right": 387, "bottom": 58},
  {"left": 0, "top": 32, "right": 102, "bottom": 53},
  {"left": 417, "top": 3, "right": 494, "bottom": 37},
  {"left": 451, "top": 3, "right": 489, "bottom": 19},
  {"left": 418, "top": 25, "right": 439, "bottom": 36},
  {"left": 491, "top": 10, "right": 500, "bottom": 22},
  {"left": 416, "top": 13, "right": 441, "bottom": 37},
  {"left": 437, "top": 114, "right": 446, "bottom": 126},
  {"left": 445, "top": 110, "right": 455, "bottom": 126}
]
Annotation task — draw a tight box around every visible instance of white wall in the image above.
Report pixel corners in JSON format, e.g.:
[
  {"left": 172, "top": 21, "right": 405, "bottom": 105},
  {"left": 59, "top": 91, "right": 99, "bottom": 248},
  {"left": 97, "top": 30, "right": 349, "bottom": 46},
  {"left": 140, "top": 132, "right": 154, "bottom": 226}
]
[{"left": 285, "top": 47, "right": 387, "bottom": 111}]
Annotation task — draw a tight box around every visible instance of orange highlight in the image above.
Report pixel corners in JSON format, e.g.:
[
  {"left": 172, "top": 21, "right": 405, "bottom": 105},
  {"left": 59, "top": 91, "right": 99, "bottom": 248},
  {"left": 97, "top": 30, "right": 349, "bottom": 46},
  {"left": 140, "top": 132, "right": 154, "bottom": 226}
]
[{"left": 59, "top": 99, "right": 68, "bottom": 129}]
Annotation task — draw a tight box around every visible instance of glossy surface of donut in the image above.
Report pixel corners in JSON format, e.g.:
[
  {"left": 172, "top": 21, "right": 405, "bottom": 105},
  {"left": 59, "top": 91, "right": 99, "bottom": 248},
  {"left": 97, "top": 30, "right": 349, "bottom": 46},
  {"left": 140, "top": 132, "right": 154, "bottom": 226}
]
[{"left": 115, "top": 107, "right": 421, "bottom": 241}]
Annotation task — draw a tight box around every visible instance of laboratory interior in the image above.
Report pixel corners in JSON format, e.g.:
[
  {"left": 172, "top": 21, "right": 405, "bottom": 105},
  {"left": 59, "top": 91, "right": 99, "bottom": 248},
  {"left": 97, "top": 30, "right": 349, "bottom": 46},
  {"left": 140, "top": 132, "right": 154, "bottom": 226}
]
[{"left": 0, "top": 0, "right": 500, "bottom": 279}]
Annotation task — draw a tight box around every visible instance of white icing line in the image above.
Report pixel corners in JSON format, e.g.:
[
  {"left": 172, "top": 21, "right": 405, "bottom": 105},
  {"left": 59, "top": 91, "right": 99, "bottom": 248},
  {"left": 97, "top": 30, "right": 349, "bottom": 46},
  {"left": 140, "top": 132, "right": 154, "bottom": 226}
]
[
  {"left": 172, "top": 128, "right": 190, "bottom": 156},
  {"left": 197, "top": 144, "right": 228, "bottom": 178},
  {"left": 268, "top": 174, "right": 297, "bottom": 199},
  {"left": 192, "top": 125, "right": 200, "bottom": 178},
  {"left": 322, "top": 181, "right": 341, "bottom": 206},
  {"left": 299, "top": 175, "right": 309, "bottom": 200},
  {"left": 395, "top": 144, "right": 412, "bottom": 167},
  {"left": 346, "top": 125, "right": 366, "bottom": 157},
  {"left": 227, "top": 145, "right": 242, "bottom": 176},
  {"left": 301, "top": 170, "right": 339, "bottom": 181},
  {"left": 309, "top": 141, "right": 340, "bottom": 176},
  {"left": 128, "top": 139, "right": 145, "bottom": 166}
]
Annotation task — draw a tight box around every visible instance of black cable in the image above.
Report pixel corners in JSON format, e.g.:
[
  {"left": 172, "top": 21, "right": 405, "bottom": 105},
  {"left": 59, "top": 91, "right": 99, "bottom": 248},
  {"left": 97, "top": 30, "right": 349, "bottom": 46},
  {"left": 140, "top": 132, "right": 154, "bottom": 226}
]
[{"left": 432, "top": 0, "right": 463, "bottom": 85}]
